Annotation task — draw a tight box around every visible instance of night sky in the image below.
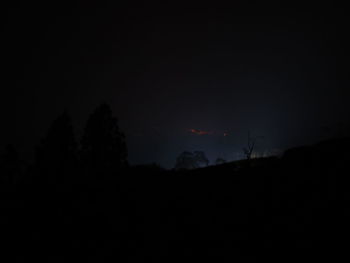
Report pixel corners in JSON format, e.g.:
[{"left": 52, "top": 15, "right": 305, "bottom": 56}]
[{"left": 2, "top": 2, "right": 350, "bottom": 168}]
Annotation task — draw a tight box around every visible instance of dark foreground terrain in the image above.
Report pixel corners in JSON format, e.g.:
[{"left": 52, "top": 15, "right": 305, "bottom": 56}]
[{"left": 1, "top": 137, "right": 350, "bottom": 262}]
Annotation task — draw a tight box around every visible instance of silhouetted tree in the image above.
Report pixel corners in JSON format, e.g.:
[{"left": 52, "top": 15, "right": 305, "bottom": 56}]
[
  {"left": 193, "top": 151, "right": 209, "bottom": 167},
  {"left": 242, "top": 132, "right": 256, "bottom": 160},
  {"left": 80, "top": 103, "right": 128, "bottom": 176},
  {"left": 0, "top": 144, "right": 21, "bottom": 185},
  {"left": 174, "top": 151, "right": 196, "bottom": 170},
  {"left": 215, "top": 157, "right": 226, "bottom": 165},
  {"left": 174, "top": 151, "right": 209, "bottom": 170},
  {"left": 35, "top": 111, "right": 77, "bottom": 186}
]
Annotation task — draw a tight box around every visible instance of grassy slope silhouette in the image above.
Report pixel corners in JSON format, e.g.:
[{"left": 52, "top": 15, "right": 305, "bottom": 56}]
[{"left": 1, "top": 137, "right": 349, "bottom": 262}]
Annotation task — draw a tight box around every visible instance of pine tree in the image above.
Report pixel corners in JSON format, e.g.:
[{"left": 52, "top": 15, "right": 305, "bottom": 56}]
[
  {"left": 80, "top": 103, "right": 128, "bottom": 176},
  {"left": 35, "top": 111, "right": 77, "bottom": 185},
  {"left": 0, "top": 144, "right": 21, "bottom": 185}
]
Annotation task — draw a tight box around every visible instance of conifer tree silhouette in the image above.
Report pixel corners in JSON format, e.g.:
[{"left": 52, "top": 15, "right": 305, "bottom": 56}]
[
  {"left": 0, "top": 144, "right": 21, "bottom": 185},
  {"left": 35, "top": 111, "right": 77, "bottom": 186},
  {"left": 80, "top": 103, "right": 128, "bottom": 177}
]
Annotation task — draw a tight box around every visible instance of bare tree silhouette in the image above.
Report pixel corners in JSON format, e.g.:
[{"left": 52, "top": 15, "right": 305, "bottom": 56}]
[{"left": 242, "top": 132, "right": 256, "bottom": 160}]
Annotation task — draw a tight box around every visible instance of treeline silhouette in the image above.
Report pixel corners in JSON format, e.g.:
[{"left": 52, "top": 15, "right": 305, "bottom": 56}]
[
  {"left": 1, "top": 104, "right": 350, "bottom": 261},
  {"left": 1, "top": 104, "right": 128, "bottom": 189}
]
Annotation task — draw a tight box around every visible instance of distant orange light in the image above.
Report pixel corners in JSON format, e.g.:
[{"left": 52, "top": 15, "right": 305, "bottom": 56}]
[{"left": 188, "top": 129, "right": 213, "bottom": 135}]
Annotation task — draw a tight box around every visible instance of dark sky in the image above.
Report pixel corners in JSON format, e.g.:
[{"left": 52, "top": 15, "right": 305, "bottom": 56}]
[{"left": 2, "top": 2, "right": 350, "bottom": 168}]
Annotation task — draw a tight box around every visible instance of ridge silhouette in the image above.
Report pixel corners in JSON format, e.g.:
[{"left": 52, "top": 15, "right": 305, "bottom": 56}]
[{"left": 0, "top": 105, "right": 349, "bottom": 261}]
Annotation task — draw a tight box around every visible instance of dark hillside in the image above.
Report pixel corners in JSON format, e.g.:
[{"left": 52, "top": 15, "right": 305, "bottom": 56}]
[{"left": 1, "top": 137, "right": 350, "bottom": 261}]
